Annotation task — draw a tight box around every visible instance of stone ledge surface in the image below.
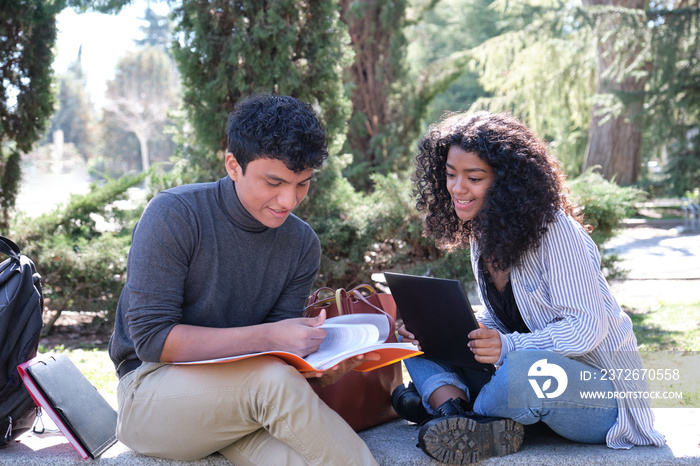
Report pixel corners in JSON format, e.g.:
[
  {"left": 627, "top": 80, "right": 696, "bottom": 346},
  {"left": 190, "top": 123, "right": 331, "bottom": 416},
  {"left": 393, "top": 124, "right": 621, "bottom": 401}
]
[{"left": 3, "top": 408, "right": 698, "bottom": 465}]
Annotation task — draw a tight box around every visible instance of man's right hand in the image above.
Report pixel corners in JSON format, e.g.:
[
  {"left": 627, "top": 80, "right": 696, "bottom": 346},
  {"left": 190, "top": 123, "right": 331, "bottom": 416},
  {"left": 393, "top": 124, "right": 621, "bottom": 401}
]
[
  {"left": 160, "top": 309, "right": 328, "bottom": 363},
  {"left": 267, "top": 308, "right": 328, "bottom": 357}
]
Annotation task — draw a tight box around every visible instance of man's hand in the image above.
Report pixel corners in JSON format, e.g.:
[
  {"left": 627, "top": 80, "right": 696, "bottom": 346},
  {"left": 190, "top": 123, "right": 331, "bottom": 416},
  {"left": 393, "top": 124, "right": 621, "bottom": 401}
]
[
  {"left": 467, "top": 328, "right": 501, "bottom": 364},
  {"left": 266, "top": 309, "right": 328, "bottom": 357},
  {"left": 304, "top": 352, "right": 382, "bottom": 387}
]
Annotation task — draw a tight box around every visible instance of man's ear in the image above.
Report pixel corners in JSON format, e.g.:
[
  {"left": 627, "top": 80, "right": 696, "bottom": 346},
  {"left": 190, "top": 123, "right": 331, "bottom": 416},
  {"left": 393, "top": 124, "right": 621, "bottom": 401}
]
[{"left": 225, "top": 153, "right": 241, "bottom": 181}]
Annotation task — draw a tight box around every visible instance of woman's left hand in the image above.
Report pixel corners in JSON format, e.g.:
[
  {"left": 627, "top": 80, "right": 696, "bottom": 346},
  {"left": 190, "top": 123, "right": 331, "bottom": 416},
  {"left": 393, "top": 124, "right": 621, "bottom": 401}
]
[
  {"left": 304, "top": 352, "right": 381, "bottom": 387},
  {"left": 467, "top": 328, "right": 501, "bottom": 364}
]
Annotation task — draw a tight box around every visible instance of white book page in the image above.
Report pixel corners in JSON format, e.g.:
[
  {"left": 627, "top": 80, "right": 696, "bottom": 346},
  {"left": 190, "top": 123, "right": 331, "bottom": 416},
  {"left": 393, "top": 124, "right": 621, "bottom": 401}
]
[{"left": 304, "top": 323, "right": 380, "bottom": 369}]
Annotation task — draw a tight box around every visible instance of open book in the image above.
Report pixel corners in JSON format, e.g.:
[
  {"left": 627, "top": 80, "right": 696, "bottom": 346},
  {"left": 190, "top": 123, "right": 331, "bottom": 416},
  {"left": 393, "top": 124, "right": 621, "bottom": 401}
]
[{"left": 173, "top": 313, "right": 422, "bottom": 372}]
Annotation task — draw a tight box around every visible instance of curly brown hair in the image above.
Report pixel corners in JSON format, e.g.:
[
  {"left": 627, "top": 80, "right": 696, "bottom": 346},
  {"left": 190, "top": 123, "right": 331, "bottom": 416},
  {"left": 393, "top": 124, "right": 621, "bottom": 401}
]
[{"left": 413, "top": 111, "right": 582, "bottom": 271}]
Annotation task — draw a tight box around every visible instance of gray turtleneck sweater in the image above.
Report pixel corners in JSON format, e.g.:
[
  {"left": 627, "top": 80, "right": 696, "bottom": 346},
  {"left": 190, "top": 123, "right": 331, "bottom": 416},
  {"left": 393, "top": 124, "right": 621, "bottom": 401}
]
[{"left": 108, "top": 177, "right": 321, "bottom": 369}]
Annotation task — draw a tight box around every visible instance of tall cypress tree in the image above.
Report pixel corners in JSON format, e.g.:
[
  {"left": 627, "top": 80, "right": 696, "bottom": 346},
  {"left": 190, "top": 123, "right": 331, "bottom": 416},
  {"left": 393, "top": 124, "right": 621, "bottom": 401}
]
[
  {"left": 171, "top": 0, "right": 352, "bottom": 179},
  {"left": 0, "top": 0, "right": 130, "bottom": 231},
  {"left": 0, "top": 0, "right": 62, "bottom": 231}
]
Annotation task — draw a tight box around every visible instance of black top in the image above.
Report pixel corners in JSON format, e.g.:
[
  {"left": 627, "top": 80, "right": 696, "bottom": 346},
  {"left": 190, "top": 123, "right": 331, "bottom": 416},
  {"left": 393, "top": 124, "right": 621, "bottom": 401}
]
[{"left": 480, "top": 259, "right": 530, "bottom": 334}]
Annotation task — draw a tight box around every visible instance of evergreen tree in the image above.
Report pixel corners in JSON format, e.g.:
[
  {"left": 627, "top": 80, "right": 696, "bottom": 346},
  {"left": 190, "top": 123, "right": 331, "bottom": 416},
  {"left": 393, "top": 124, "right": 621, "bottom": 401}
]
[
  {"left": 340, "top": 0, "right": 504, "bottom": 190},
  {"left": 47, "top": 47, "right": 98, "bottom": 161},
  {"left": 0, "top": 0, "right": 130, "bottom": 231},
  {"left": 644, "top": 1, "right": 700, "bottom": 195},
  {"left": 170, "top": 0, "right": 352, "bottom": 179},
  {"left": 406, "top": 0, "right": 504, "bottom": 133},
  {"left": 461, "top": 0, "right": 699, "bottom": 188},
  {"left": 104, "top": 46, "right": 180, "bottom": 173},
  {"left": 581, "top": 0, "right": 650, "bottom": 185},
  {"left": 467, "top": 1, "right": 596, "bottom": 176},
  {"left": 0, "top": 0, "right": 62, "bottom": 231},
  {"left": 340, "top": 0, "right": 414, "bottom": 188},
  {"left": 135, "top": 5, "right": 172, "bottom": 50}
]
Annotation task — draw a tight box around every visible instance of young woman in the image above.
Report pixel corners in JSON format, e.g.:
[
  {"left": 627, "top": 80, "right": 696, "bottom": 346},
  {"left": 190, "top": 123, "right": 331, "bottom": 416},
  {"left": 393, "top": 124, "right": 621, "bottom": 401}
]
[{"left": 393, "top": 112, "right": 665, "bottom": 465}]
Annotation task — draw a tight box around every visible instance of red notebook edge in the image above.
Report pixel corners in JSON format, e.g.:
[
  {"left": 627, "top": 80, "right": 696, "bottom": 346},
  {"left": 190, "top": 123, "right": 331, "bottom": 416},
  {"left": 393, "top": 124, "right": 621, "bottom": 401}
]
[{"left": 17, "top": 355, "right": 91, "bottom": 460}]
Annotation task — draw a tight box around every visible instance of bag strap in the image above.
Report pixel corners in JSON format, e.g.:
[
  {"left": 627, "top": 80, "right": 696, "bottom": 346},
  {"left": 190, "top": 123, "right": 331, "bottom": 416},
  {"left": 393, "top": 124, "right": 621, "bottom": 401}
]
[
  {"left": 303, "top": 287, "right": 344, "bottom": 317},
  {"left": 308, "top": 287, "right": 335, "bottom": 304},
  {"left": 305, "top": 285, "right": 394, "bottom": 326},
  {"left": 348, "top": 286, "right": 395, "bottom": 327},
  {"left": 0, "top": 236, "right": 20, "bottom": 260}
]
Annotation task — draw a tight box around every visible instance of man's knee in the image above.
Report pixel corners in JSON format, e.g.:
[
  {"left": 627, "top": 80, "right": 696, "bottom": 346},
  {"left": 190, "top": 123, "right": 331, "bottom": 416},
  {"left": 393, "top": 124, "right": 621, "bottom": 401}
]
[{"left": 243, "top": 356, "right": 308, "bottom": 390}]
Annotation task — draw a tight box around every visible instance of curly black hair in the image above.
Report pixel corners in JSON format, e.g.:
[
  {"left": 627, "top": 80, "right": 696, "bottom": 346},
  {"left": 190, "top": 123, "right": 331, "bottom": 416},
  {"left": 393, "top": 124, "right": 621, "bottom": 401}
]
[
  {"left": 227, "top": 94, "right": 329, "bottom": 173},
  {"left": 413, "top": 111, "right": 583, "bottom": 271}
]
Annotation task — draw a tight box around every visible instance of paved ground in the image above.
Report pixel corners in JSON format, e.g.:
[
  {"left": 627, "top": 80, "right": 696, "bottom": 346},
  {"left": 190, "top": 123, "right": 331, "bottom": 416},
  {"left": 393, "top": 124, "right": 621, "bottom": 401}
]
[{"left": 3, "top": 221, "right": 699, "bottom": 465}]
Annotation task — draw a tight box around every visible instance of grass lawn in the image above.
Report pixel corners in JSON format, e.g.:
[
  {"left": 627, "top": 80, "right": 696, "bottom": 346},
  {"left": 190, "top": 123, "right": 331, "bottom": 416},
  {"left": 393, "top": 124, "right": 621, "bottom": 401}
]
[
  {"left": 625, "top": 300, "right": 700, "bottom": 408},
  {"left": 38, "top": 345, "right": 119, "bottom": 408},
  {"left": 40, "top": 299, "right": 699, "bottom": 412}
]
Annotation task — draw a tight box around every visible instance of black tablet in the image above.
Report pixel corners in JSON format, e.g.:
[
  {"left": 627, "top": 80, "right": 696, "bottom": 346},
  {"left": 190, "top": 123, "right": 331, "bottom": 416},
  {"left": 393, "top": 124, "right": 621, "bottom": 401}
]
[{"left": 384, "top": 272, "right": 495, "bottom": 373}]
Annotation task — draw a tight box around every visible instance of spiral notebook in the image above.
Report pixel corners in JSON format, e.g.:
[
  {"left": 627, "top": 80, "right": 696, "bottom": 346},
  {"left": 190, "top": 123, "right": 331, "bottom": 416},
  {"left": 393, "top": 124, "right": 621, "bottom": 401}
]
[{"left": 17, "top": 354, "right": 117, "bottom": 459}]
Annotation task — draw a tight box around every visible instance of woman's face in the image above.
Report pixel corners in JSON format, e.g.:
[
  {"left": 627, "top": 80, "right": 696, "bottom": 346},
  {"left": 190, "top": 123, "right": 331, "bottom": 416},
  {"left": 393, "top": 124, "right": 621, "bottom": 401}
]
[{"left": 445, "top": 146, "right": 495, "bottom": 221}]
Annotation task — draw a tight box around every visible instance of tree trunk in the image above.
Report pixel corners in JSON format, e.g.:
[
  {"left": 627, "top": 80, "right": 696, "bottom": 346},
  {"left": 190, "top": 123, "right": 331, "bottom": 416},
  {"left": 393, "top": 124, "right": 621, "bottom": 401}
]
[
  {"left": 136, "top": 131, "right": 150, "bottom": 173},
  {"left": 582, "top": 0, "right": 649, "bottom": 185},
  {"left": 339, "top": 0, "right": 411, "bottom": 186}
]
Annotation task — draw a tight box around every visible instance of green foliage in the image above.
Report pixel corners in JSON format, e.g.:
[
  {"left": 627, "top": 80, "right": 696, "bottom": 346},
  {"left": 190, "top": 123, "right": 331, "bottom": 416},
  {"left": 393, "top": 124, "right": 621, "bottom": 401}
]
[
  {"left": 0, "top": 0, "right": 62, "bottom": 231},
  {"left": 10, "top": 173, "right": 147, "bottom": 333},
  {"left": 104, "top": 45, "right": 180, "bottom": 173},
  {"left": 643, "top": 4, "right": 700, "bottom": 196},
  {"left": 0, "top": 148, "right": 21, "bottom": 232},
  {"left": 46, "top": 54, "right": 98, "bottom": 161},
  {"left": 299, "top": 159, "right": 462, "bottom": 288},
  {"left": 341, "top": 0, "right": 415, "bottom": 187},
  {"left": 568, "top": 168, "right": 645, "bottom": 247},
  {"left": 459, "top": 0, "right": 700, "bottom": 190},
  {"left": 342, "top": 0, "right": 479, "bottom": 189},
  {"left": 171, "top": 0, "right": 352, "bottom": 175},
  {"left": 469, "top": 2, "right": 596, "bottom": 176},
  {"left": 406, "top": 0, "right": 503, "bottom": 132}
]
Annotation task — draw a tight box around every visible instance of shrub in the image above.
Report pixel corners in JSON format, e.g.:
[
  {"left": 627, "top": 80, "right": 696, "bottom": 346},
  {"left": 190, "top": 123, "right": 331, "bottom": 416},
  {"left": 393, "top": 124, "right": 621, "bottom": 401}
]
[
  {"left": 9, "top": 173, "right": 147, "bottom": 334},
  {"left": 9, "top": 164, "right": 642, "bottom": 330},
  {"left": 568, "top": 168, "right": 645, "bottom": 279},
  {"left": 300, "top": 159, "right": 470, "bottom": 288},
  {"left": 568, "top": 168, "right": 645, "bottom": 247},
  {"left": 305, "top": 166, "right": 645, "bottom": 290}
]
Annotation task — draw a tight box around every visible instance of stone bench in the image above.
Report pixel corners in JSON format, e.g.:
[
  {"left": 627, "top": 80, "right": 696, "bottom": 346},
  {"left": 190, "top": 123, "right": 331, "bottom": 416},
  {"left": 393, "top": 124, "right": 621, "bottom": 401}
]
[{"left": 3, "top": 408, "right": 698, "bottom": 465}]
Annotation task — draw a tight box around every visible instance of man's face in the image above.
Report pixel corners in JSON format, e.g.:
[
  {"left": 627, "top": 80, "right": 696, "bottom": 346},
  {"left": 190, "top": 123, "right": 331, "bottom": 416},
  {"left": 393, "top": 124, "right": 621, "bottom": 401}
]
[{"left": 226, "top": 154, "right": 314, "bottom": 228}]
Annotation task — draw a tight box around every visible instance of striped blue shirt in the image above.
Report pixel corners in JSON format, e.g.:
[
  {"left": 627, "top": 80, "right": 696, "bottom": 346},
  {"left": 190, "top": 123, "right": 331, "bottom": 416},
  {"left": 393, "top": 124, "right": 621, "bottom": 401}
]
[{"left": 471, "top": 210, "right": 665, "bottom": 449}]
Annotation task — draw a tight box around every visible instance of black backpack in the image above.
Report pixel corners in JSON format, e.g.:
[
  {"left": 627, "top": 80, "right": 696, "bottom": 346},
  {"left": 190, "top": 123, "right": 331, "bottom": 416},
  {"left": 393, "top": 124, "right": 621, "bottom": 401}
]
[{"left": 0, "top": 236, "right": 44, "bottom": 447}]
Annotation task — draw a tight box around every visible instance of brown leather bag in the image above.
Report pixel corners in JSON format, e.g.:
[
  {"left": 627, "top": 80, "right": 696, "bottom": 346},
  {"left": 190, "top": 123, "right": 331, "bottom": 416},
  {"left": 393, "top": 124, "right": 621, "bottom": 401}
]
[{"left": 303, "top": 285, "right": 402, "bottom": 431}]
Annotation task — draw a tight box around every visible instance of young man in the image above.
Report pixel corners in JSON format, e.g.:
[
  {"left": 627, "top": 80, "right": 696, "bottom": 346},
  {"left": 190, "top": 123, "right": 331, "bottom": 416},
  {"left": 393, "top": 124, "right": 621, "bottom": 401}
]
[{"left": 108, "top": 94, "right": 379, "bottom": 465}]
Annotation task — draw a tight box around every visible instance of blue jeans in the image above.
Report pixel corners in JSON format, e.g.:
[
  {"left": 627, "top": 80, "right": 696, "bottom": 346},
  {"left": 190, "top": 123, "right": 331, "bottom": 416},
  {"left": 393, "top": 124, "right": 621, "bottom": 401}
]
[{"left": 404, "top": 350, "right": 618, "bottom": 444}]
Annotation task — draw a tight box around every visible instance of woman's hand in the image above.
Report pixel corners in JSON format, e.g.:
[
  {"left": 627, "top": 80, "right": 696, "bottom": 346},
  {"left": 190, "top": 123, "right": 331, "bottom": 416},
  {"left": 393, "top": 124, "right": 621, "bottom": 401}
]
[
  {"left": 467, "top": 328, "right": 501, "bottom": 364},
  {"left": 397, "top": 324, "right": 421, "bottom": 350},
  {"left": 304, "top": 352, "right": 381, "bottom": 387}
]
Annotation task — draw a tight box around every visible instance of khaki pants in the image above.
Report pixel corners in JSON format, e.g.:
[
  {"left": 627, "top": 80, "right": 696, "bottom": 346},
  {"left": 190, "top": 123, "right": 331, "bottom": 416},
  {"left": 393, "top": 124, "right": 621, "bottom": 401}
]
[{"left": 116, "top": 356, "right": 378, "bottom": 466}]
